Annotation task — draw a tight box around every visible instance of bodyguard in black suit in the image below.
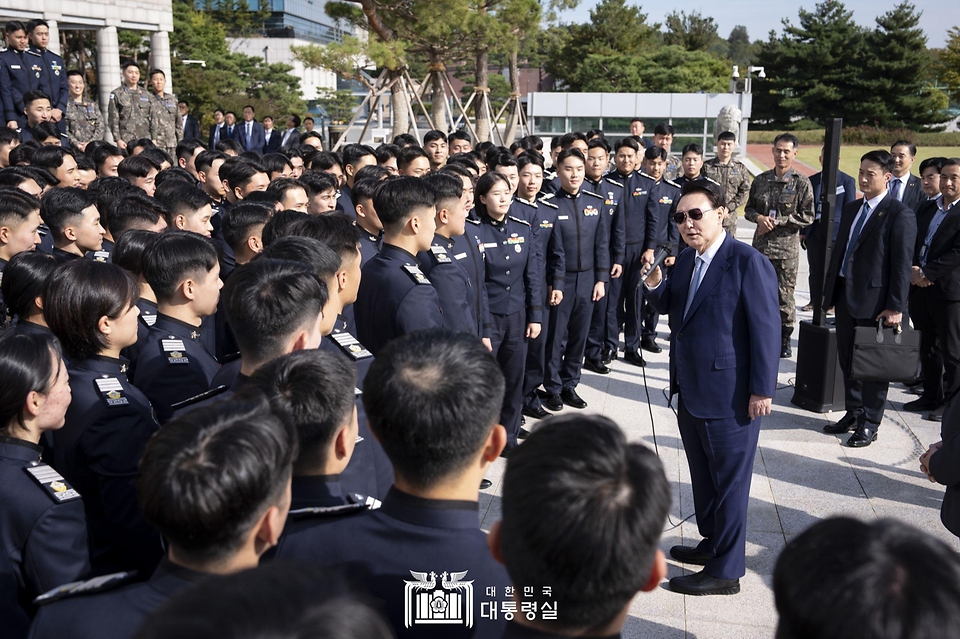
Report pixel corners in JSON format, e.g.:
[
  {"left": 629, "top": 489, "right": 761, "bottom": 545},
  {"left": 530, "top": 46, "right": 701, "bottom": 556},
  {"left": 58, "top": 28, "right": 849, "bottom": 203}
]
[
  {"left": 262, "top": 118, "right": 281, "bottom": 153},
  {"left": 803, "top": 155, "right": 857, "bottom": 308},
  {"left": 178, "top": 101, "right": 200, "bottom": 140},
  {"left": 208, "top": 109, "right": 225, "bottom": 148},
  {"left": 890, "top": 141, "right": 926, "bottom": 211},
  {"left": 907, "top": 160, "right": 960, "bottom": 419},
  {"left": 823, "top": 150, "right": 917, "bottom": 447}
]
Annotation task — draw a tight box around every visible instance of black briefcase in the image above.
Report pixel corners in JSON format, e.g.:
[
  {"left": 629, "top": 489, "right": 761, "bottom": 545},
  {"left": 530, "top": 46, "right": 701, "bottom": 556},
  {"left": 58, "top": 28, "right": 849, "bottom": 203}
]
[{"left": 850, "top": 320, "right": 921, "bottom": 383}]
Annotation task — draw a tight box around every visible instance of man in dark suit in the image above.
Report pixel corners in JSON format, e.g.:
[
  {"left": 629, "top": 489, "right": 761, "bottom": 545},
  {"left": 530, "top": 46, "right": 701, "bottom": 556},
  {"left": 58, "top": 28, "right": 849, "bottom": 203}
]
[
  {"left": 924, "top": 396, "right": 960, "bottom": 538},
  {"left": 823, "top": 150, "right": 917, "bottom": 447},
  {"left": 178, "top": 100, "right": 200, "bottom": 140},
  {"left": 234, "top": 104, "right": 265, "bottom": 154},
  {"left": 802, "top": 150, "right": 858, "bottom": 311},
  {"left": 208, "top": 108, "right": 225, "bottom": 148},
  {"left": 890, "top": 141, "right": 926, "bottom": 211},
  {"left": 643, "top": 179, "right": 780, "bottom": 595},
  {"left": 261, "top": 115, "right": 281, "bottom": 153},
  {"left": 906, "top": 159, "right": 960, "bottom": 422},
  {"left": 279, "top": 114, "right": 301, "bottom": 148}
]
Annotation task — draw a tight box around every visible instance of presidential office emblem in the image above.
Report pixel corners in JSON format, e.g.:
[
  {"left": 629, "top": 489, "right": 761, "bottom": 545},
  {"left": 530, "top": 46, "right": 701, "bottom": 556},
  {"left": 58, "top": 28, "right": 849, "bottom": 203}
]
[{"left": 404, "top": 570, "right": 474, "bottom": 628}]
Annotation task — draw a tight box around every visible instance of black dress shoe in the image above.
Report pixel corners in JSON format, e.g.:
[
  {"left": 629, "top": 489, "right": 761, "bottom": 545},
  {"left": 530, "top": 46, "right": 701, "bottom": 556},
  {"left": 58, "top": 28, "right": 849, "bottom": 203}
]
[
  {"left": 583, "top": 358, "right": 611, "bottom": 375},
  {"left": 904, "top": 396, "right": 941, "bottom": 412},
  {"left": 925, "top": 405, "right": 946, "bottom": 422},
  {"left": 535, "top": 388, "right": 549, "bottom": 400},
  {"left": 669, "top": 569, "right": 740, "bottom": 596},
  {"left": 560, "top": 388, "right": 588, "bottom": 409},
  {"left": 846, "top": 425, "right": 878, "bottom": 447},
  {"left": 480, "top": 479, "right": 493, "bottom": 489},
  {"left": 601, "top": 346, "right": 614, "bottom": 365},
  {"left": 624, "top": 350, "right": 647, "bottom": 367},
  {"left": 669, "top": 545, "right": 712, "bottom": 566},
  {"left": 640, "top": 338, "right": 662, "bottom": 354},
  {"left": 518, "top": 427, "right": 532, "bottom": 440},
  {"left": 780, "top": 337, "right": 792, "bottom": 358},
  {"left": 823, "top": 412, "right": 857, "bottom": 434},
  {"left": 906, "top": 382, "right": 925, "bottom": 396},
  {"left": 522, "top": 404, "right": 549, "bottom": 419},
  {"left": 544, "top": 395, "right": 564, "bottom": 411}
]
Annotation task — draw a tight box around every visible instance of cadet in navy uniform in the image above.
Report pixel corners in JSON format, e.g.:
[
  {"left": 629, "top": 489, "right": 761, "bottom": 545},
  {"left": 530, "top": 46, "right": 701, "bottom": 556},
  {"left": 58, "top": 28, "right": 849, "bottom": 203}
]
[
  {"left": 111, "top": 230, "right": 161, "bottom": 380},
  {"left": 355, "top": 177, "right": 443, "bottom": 356},
  {"left": 543, "top": 148, "right": 611, "bottom": 410},
  {"left": 583, "top": 138, "right": 625, "bottom": 373},
  {"left": 133, "top": 231, "right": 221, "bottom": 424},
  {"left": 273, "top": 331, "right": 511, "bottom": 639},
  {"left": 39, "top": 187, "right": 105, "bottom": 265},
  {"left": 491, "top": 415, "right": 671, "bottom": 638},
  {"left": 42, "top": 260, "right": 163, "bottom": 576},
  {"left": 2, "top": 252, "right": 57, "bottom": 341},
  {"left": 0, "top": 21, "right": 51, "bottom": 129},
  {"left": 354, "top": 176, "right": 384, "bottom": 266},
  {"left": 0, "top": 332, "right": 89, "bottom": 639},
  {"left": 30, "top": 398, "right": 296, "bottom": 639},
  {"left": 26, "top": 21, "right": 68, "bottom": 135}
]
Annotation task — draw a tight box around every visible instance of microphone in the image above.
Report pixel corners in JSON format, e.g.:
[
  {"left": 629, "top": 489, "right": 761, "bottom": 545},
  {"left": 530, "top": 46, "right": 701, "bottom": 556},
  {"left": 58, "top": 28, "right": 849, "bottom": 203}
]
[{"left": 641, "top": 245, "right": 672, "bottom": 280}]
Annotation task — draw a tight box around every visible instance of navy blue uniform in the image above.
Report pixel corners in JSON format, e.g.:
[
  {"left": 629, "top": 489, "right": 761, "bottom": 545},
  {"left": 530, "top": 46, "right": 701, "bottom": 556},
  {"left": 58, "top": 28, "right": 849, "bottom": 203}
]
[
  {"left": 29, "top": 559, "right": 208, "bottom": 639},
  {"left": 615, "top": 172, "right": 659, "bottom": 353},
  {"left": 0, "top": 48, "right": 50, "bottom": 128},
  {"left": 51, "top": 248, "right": 81, "bottom": 265},
  {"left": 462, "top": 216, "right": 493, "bottom": 337},
  {"left": 479, "top": 213, "right": 542, "bottom": 447},
  {"left": 0, "top": 437, "right": 89, "bottom": 639},
  {"left": 544, "top": 189, "right": 610, "bottom": 395},
  {"left": 56, "top": 356, "right": 163, "bottom": 576},
  {"left": 132, "top": 314, "right": 220, "bottom": 424},
  {"left": 274, "top": 487, "right": 510, "bottom": 639},
  {"left": 642, "top": 178, "right": 681, "bottom": 342},
  {"left": 29, "top": 47, "right": 68, "bottom": 127},
  {"left": 321, "top": 321, "right": 394, "bottom": 499},
  {"left": 337, "top": 184, "right": 354, "bottom": 215},
  {"left": 584, "top": 175, "right": 626, "bottom": 361},
  {"left": 358, "top": 226, "right": 381, "bottom": 267},
  {"left": 85, "top": 238, "right": 114, "bottom": 264},
  {"left": 355, "top": 244, "right": 443, "bottom": 356},
  {"left": 119, "top": 298, "right": 157, "bottom": 382},
  {"left": 419, "top": 233, "right": 479, "bottom": 334}
]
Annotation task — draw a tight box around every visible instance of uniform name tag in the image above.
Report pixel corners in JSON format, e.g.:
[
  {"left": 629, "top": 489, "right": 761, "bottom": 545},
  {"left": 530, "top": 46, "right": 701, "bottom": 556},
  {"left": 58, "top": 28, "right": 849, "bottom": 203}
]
[
  {"left": 161, "top": 338, "right": 190, "bottom": 364},
  {"left": 92, "top": 251, "right": 110, "bottom": 263},
  {"left": 95, "top": 377, "right": 130, "bottom": 406},
  {"left": 837, "top": 186, "right": 846, "bottom": 194},
  {"left": 454, "top": 252, "right": 468, "bottom": 260},
  {"left": 24, "top": 463, "right": 81, "bottom": 503},
  {"left": 558, "top": 215, "right": 569, "bottom": 220},
  {"left": 483, "top": 242, "right": 498, "bottom": 248},
  {"left": 430, "top": 245, "right": 452, "bottom": 263},
  {"left": 331, "top": 330, "right": 373, "bottom": 360}
]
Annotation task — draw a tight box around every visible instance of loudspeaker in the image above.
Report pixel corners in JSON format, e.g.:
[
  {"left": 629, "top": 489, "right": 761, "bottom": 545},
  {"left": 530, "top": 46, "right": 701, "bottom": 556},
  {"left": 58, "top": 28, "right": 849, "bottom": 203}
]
[{"left": 791, "top": 320, "right": 846, "bottom": 413}]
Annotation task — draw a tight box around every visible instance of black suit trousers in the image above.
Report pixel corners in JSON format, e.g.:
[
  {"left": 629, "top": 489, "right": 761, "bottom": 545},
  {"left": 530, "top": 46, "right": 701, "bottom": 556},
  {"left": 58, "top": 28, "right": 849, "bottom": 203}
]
[
  {"left": 835, "top": 279, "right": 891, "bottom": 427},
  {"left": 909, "top": 286, "right": 960, "bottom": 403}
]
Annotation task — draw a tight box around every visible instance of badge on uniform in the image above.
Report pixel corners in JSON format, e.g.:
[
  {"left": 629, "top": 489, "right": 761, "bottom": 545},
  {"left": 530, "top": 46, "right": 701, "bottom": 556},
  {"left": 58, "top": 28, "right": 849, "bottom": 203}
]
[
  {"left": 95, "top": 376, "right": 130, "bottom": 407},
  {"left": 24, "top": 462, "right": 82, "bottom": 503},
  {"left": 141, "top": 312, "right": 157, "bottom": 326},
  {"left": 32, "top": 65, "right": 42, "bottom": 78},
  {"left": 454, "top": 252, "right": 468, "bottom": 260},
  {"left": 51, "top": 62, "right": 62, "bottom": 76},
  {"left": 583, "top": 206, "right": 599, "bottom": 217},
  {"left": 658, "top": 196, "right": 673, "bottom": 205},
  {"left": 403, "top": 264, "right": 431, "bottom": 285},
  {"left": 633, "top": 188, "right": 647, "bottom": 197},
  {"left": 92, "top": 250, "right": 110, "bottom": 263},
  {"left": 430, "top": 245, "right": 452, "bottom": 264},
  {"left": 605, "top": 192, "right": 616, "bottom": 206},
  {"left": 331, "top": 330, "right": 373, "bottom": 360},
  {"left": 557, "top": 215, "right": 569, "bottom": 220},
  {"left": 539, "top": 220, "right": 553, "bottom": 229},
  {"left": 162, "top": 337, "right": 190, "bottom": 364}
]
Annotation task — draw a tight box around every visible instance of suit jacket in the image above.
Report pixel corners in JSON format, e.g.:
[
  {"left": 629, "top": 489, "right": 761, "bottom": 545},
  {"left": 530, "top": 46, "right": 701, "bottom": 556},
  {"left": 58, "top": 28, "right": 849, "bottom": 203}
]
[
  {"left": 929, "top": 393, "right": 960, "bottom": 537},
  {"left": 182, "top": 114, "right": 200, "bottom": 141},
  {"left": 234, "top": 119, "right": 265, "bottom": 153},
  {"left": 805, "top": 170, "right": 857, "bottom": 245},
  {"left": 823, "top": 193, "right": 916, "bottom": 319},
  {"left": 262, "top": 128, "right": 281, "bottom": 153},
  {"left": 914, "top": 198, "right": 960, "bottom": 301},
  {"left": 208, "top": 123, "right": 224, "bottom": 148},
  {"left": 280, "top": 127, "right": 300, "bottom": 148},
  {"left": 646, "top": 235, "right": 781, "bottom": 423},
  {"left": 894, "top": 173, "right": 925, "bottom": 212}
]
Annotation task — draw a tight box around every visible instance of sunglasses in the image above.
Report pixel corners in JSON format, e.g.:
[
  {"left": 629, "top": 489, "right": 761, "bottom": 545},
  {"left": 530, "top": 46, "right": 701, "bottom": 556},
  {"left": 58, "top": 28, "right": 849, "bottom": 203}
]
[{"left": 673, "top": 207, "right": 715, "bottom": 225}]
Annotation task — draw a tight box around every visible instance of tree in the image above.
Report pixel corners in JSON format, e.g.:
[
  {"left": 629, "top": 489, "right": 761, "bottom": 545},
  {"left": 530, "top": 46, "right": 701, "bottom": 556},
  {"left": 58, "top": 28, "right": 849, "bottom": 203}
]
[
  {"left": 940, "top": 27, "right": 960, "bottom": 101},
  {"left": 727, "top": 25, "right": 754, "bottom": 67},
  {"left": 316, "top": 88, "right": 358, "bottom": 124},
  {"left": 663, "top": 10, "right": 718, "bottom": 52},
  {"left": 572, "top": 46, "right": 728, "bottom": 93}
]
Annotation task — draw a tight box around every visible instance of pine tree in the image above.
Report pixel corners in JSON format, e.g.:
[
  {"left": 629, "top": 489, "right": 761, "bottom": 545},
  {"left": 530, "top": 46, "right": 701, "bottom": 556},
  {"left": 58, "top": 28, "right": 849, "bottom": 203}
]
[{"left": 727, "top": 26, "right": 754, "bottom": 67}]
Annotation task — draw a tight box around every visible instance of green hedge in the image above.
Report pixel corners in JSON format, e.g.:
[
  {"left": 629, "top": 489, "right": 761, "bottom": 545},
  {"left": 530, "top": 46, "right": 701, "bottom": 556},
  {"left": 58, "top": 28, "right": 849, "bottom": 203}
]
[{"left": 748, "top": 127, "right": 960, "bottom": 147}]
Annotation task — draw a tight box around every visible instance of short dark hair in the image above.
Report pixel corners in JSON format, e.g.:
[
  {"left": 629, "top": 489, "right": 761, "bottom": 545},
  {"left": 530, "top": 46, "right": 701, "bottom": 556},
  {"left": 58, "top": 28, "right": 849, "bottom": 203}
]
[
  {"left": 556, "top": 147, "right": 585, "bottom": 166},
  {"left": 0, "top": 187, "right": 40, "bottom": 229},
  {"left": 89, "top": 143, "right": 126, "bottom": 173},
  {"left": 373, "top": 176, "right": 436, "bottom": 231},
  {"left": 644, "top": 146, "right": 667, "bottom": 162},
  {"left": 680, "top": 177, "right": 726, "bottom": 209},
  {"left": 4, "top": 21, "right": 26, "bottom": 35},
  {"left": 0, "top": 330, "right": 62, "bottom": 434},
  {"left": 26, "top": 19, "right": 49, "bottom": 33},
  {"left": 363, "top": 330, "right": 504, "bottom": 489},
  {"left": 31, "top": 121, "right": 61, "bottom": 143},
  {"left": 773, "top": 132, "right": 800, "bottom": 150},
  {"left": 312, "top": 151, "right": 342, "bottom": 174},
  {"left": 215, "top": 138, "right": 243, "bottom": 155},
  {"left": 774, "top": 517, "right": 960, "bottom": 639},
  {"left": 39, "top": 187, "right": 97, "bottom": 238},
  {"left": 891, "top": 140, "right": 917, "bottom": 157},
  {"left": 265, "top": 176, "right": 304, "bottom": 199},
  {"left": 439, "top": 162, "right": 475, "bottom": 181},
  {"left": 558, "top": 132, "right": 587, "bottom": 150},
  {"left": 121, "top": 59, "right": 140, "bottom": 72},
  {"left": 109, "top": 192, "right": 168, "bottom": 237},
  {"left": 392, "top": 133, "right": 418, "bottom": 148},
  {"left": 353, "top": 164, "right": 388, "bottom": 184},
  {"left": 351, "top": 176, "right": 381, "bottom": 203},
  {"left": 473, "top": 171, "right": 510, "bottom": 217},
  {"left": 156, "top": 180, "right": 212, "bottom": 224},
  {"left": 397, "top": 146, "right": 430, "bottom": 171},
  {"left": 66, "top": 69, "right": 83, "bottom": 80},
  {"left": 861, "top": 149, "right": 895, "bottom": 174},
  {"left": 220, "top": 202, "right": 271, "bottom": 254},
  {"left": 0, "top": 127, "right": 20, "bottom": 147},
  {"left": 242, "top": 104, "right": 255, "bottom": 113},
  {"left": 138, "top": 397, "right": 296, "bottom": 563},
  {"left": 631, "top": 117, "right": 644, "bottom": 125},
  {"left": 260, "top": 235, "right": 342, "bottom": 282},
  {"left": 299, "top": 171, "right": 338, "bottom": 198},
  {"left": 919, "top": 157, "right": 947, "bottom": 175},
  {"left": 112, "top": 229, "right": 161, "bottom": 277},
  {"left": 298, "top": 130, "right": 321, "bottom": 145},
  {"left": 717, "top": 130, "right": 736, "bottom": 142},
  {"left": 141, "top": 148, "right": 172, "bottom": 171},
  {"left": 586, "top": 137, "right": 610, "bottom": 154},
  {"left": 143, "top": 230, "right": 219, "bottom": 302},
  {"left": 32, "top": 145, "right": 74, "bottom": 172},
  {"left": 261, "top": 209, "right": 309, "bottom": 247},
  {"left": 249, "top": 350, "right": 356, "bottom": 473},
  {"left": 118, "top": 154, "right": 161, "bottom": 182},
  {"left": 423, "top": 130, "right": 447, "bottom": 145},
  {"left": 422, "top": 170, "right": 463, "bottom": 210},
  {"left": 448, "top": 130, "right": 471, "bottom": 144},
  {"left": 175, "top": 139, "right": 207, "bottom": 161},
  {"left": 1, "top": 251, "right": 57, "bottom": 323},
  {"left": 220, "top": 158, "right": 267, "bottom": 191},
  {"left": 22, "top": 90, "right": 51, "bottom": 109},
  {"left": 515, "top": 152, "right": 544, "bottom": 172},
  {"left": 501, "top": 414, "right": 670, "bottom": 630},
  {"left": 260, "top": 153, "right": 293, "bottom": 178},
  {"left": 288, "top": 113, "right": 302, "bottom": 127},
  {"left": 195, "top": 149, "right": 226, "bottom": 175},
  {"left": 375, "top": 144, "right": 400, "bottom": 165},
  {"left": 43, "top": 260, "right": 139, "bottom": 360},
  {"left": 488, "top": 152, "right": 518, "bottom": 172},
  {"left": 148, "top": 68, "right": 164, "bottom": 78},
  {"left": 341, "top": 144, "right": 376, "bottom": 168},
  {"left": 682, "top": 143, "right": 704, "bottom": 157},
  {"left": 154, "top": 167, "right": 195, "bottom": 190},
  {"left": 653, "top": 123, "right": 675, "bottom": 136}
]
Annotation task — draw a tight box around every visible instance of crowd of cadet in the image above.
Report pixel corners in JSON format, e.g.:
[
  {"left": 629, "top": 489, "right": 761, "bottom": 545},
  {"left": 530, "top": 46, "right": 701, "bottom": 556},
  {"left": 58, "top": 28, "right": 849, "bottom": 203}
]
[{"left": 3, "top": 20, "right": 960, "bottom": 635}]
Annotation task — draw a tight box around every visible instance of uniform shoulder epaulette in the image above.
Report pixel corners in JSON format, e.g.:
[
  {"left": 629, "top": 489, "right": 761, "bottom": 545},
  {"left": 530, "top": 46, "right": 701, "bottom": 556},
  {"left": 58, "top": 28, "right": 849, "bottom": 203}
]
[
  {"left": 603, "top": 177, "right": 624, "bottom": 188},
  {"left": 169, "top": 385, "right": 229, "bottom": 411},
  {"left": 664, "top": 179, "right": 681, "bottom": 189},
  {"left": 429, "top": 244, "right": 453, "bottom": 264},
  {"left": 159, "top": 336, "right": 191, "bottom": 365},
  {"left": 539, "top": 192, "right": 556, "bottom": 201},
  {"left": 465, "top": 217, "right": 480, "bottom": 225},
  {"left": 582, "top": 190, "right": 603, "bottom": 199},
  {"left": 288, "top": 502, "right": 371, "bottom": 520},
  {"left": 23, "top": 463, "right": 81, "bottom": 504},
  {"left": 221, "top": 350, "right": 242, "bottom": 364},
  {"left": 25, "top": 50, "right": 42, "bottom": 58},
  {"left": 402, "top": 264, "right": 431, "bottom": 285},
  {"left": 508, "top": 215, "right": 531, "bottom": 226},
  {"left": 34, "top": 571, "right": 140, "bottom": 606},
  {"left": 347, "top": 493, "right": 383, "bottom": 509},
  {"left": 537, "top": 198, "right": 559, "bottom": 209},
  {"left": 638, "top": 172, "right": 656, "bottom": 181}
]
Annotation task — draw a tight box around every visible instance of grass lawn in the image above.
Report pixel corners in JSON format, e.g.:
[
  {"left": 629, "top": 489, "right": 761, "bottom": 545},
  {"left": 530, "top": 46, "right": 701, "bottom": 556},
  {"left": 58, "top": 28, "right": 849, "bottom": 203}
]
[{"left": 794, "top": 146, "right": 960, "bottom": 179}]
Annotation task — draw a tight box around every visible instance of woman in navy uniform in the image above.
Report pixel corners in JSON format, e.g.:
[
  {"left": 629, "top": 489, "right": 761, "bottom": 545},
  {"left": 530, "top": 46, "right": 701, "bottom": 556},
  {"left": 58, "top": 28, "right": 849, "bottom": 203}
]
[
  {"left": 476, "top": 171, "right": 542, "bottom": 451},
  {"left": 1, "top": 251, "right": 57, "bottom": 335},
  {"left": 0, "top": 331, "right": 89, "bottom": 638},
  {"left": 111, "top": 230, "right": 161, "bottom": 380},
  {"left": 42, "top": 259, "right": 163, "bottom": 576}
]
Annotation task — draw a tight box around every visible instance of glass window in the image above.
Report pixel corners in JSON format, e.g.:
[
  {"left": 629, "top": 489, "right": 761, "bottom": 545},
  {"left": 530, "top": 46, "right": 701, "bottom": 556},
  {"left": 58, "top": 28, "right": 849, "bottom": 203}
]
[
  {"left": 569, "top": 117, "right": 600, "bottom": 132},
  {"left": 670, "top": 118, "right": 707, "bottom": 135},
  {"left": 534, "top": 117, "right": 566, "bottom": 134},
  {"left": 603, "top": 117, "right": 634, "bottom": 133}
]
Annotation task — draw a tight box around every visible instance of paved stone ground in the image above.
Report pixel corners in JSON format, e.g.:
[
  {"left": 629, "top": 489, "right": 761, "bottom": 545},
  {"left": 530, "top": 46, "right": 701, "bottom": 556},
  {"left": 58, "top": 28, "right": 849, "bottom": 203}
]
[{"left": 477, "top": 220, "right": 957, "bottom": 638}]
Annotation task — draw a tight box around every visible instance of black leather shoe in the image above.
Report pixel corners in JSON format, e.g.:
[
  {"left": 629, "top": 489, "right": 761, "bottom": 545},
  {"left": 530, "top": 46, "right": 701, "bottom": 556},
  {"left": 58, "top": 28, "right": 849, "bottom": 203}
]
[
  {"left": 601, "top": 346, "right": 615, "bottom": 365},
  {"left": 560, "top": 388, "right": 588, "bottom": 409},
  {"left": 522, "top": 404, "right": 549, "bottom": 420},
  {"left": 925, "top": 405, "right": 946, "bottom": 422},
  {"left": 518, "top": 427, "right": 532, "bottom": 440},
  {"left": 669, "top": 569, "right": 740, "bottom": 596},
  {"left": 640, "top": 338, "right": 662, "bottom": 353},
  {"left": 780, "top": 336, "right": 792, "bottom": 358},
  {"left": 823, "top": 413, "right": 857, "bottom": 434},
  {"left": 669, "top": 545, "right": 712, "bottom": 566},
  {"left": 583, "top": 358, "right": 611, "bottom": 375},
  {"left": 544, "top": 395, "right": 563, "bottom": 411},
  {"left": 906, "top": 383, "right": 925, "bottom": 396},
  {"left": 480, "top": 479, "right": 493, "bottom": 489},
  {"left": 535, "top": 388, "right": 549, "bottom": 400},
  {"left": 904, "top": 396, "right": 941, "bottom": 412},
  {"left": 624, "top": 350, "right": 647, "bottom": 367},
  {"left": 846, "top": 425, "right": 878, "bottom": 447}
]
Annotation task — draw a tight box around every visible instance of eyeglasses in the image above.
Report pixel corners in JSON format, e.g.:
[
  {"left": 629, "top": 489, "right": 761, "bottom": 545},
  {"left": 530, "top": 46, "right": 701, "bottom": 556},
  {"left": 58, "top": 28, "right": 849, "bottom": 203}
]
[{"left": 673, "top": 207, "right": 715, "bottom": 224}]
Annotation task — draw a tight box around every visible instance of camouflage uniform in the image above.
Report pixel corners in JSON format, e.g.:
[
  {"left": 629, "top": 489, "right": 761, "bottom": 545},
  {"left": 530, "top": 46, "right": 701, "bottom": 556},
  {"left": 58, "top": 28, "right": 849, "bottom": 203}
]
[
  {"left": 703, "top": 157, "right": 752, "bottom": 236},
  {"left": 64, "top": 98, "right": 105, "bottom": 150},
  {"left": 150, "top": 90, "right": 181, "bottom": 155},
  {"left": 108, "top": 84, "right": 153, "bottom": 145},
  {"left": 743, "top": 167, "right": 814, "bottom": 329},
  {"left": 664, "top": 153, "right": 681, "bottom": 182}
]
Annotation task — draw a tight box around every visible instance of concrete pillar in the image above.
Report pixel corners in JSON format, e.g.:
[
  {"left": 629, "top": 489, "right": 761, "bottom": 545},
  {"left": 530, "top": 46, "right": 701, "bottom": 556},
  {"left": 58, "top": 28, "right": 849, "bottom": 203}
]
[
  {"left": 96, "top": 26, "right": 121, "bottom": 143},
  {"left": 46, "top": 20, "right": 61, "bottom": 56},
  {"left": 149, "top": 31, "right": 172, "bottom": 93}
]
